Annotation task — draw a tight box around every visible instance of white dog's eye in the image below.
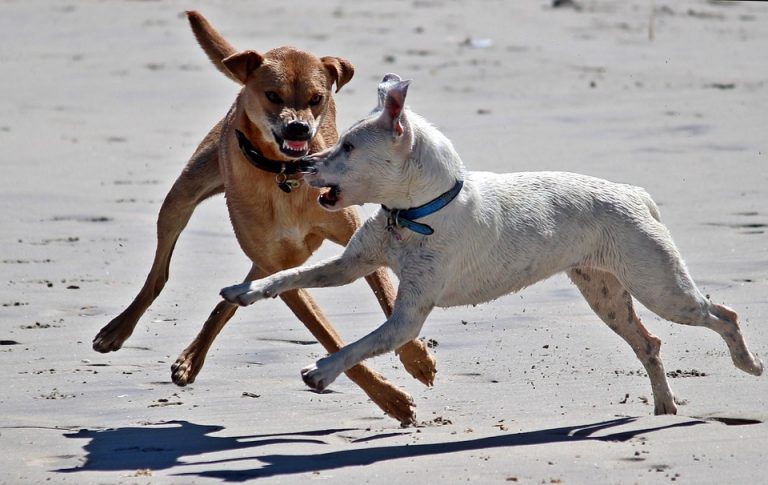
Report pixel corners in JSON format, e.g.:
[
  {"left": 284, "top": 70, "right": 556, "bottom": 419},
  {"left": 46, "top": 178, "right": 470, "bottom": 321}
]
[{"left": 342, "top": 142, "right": 354, "bottom": 153}]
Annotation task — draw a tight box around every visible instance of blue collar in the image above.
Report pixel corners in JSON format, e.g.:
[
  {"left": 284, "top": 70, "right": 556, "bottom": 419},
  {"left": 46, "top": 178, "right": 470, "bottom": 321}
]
[{"left": 382, "top": 179, "right": 464, "bottom": 236}]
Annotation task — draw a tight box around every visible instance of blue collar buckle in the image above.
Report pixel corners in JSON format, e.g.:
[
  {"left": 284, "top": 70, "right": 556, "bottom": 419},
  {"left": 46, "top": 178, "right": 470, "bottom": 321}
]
[{"left": 383, "top": 179, "right": 464, "bottom": 236}]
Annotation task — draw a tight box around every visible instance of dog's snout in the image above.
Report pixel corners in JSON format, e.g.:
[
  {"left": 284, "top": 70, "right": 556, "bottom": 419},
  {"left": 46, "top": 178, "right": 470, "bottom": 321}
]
[{"left": 285, "top": 120, "right": 311, "bottom": 139}]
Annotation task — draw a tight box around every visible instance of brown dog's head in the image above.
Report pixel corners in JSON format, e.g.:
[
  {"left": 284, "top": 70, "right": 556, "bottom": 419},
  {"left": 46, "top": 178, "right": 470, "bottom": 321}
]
[{"left": 222, "top": 47, "right": 354, "bottom": 160}]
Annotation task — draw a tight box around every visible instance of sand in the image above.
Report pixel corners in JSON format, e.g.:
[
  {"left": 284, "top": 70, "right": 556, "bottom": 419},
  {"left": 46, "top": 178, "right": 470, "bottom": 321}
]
[{"left": 1, "top": 0, "right": 767, "bottom": 483}]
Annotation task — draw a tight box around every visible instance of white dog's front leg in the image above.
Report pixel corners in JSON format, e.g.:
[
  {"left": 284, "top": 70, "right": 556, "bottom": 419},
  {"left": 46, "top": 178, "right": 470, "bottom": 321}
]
[
  {"left": 220, "top": 252, "right": 379, "bottom": 307},
  {"left": 301, "top": 288, "right": 435, "bottom": 392},
  {"left": 219, "top": 275, "right": 287, "bottom": 306}
]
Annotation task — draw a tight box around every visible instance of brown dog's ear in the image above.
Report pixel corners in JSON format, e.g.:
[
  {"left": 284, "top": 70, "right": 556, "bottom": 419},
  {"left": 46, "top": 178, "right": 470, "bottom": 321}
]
[
  {"left": 321, "top": 57, "right": 355, "bottom": 93},
  {"left": 222, "top": 50, "right": 264, "bottom": 84}
]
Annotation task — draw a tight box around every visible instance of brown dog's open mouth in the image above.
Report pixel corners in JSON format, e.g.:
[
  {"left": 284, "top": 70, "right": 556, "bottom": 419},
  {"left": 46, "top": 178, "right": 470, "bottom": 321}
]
[
  {"left": 319, "top": 184, "right": 341, "bottom": 209},
  {"left": 273, "top": 131, "right": 310, "bottom": 158}
]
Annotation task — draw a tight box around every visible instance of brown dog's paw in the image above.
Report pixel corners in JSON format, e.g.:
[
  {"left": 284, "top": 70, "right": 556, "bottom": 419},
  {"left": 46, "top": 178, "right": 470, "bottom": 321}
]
[
  {"left": 345, "top": 363, "right": 417, "bottom": 425},
  {"left": 368, "top": 386, "right": 417, "bottom": 426},
  {"left": 171, "top": 351, "right": 203, "bottom": 386},
  {"left": 92, "top": 318, "right": 132, "bottom": 353},
  {"left": 396, "top": 339, "right": 437, "bottom": 387}
]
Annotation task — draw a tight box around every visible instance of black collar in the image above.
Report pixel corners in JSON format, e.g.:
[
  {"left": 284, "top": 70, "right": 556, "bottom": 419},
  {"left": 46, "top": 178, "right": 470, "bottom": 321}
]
[{"left": 235, "top": 129, "right": 311, "bottom": 193}]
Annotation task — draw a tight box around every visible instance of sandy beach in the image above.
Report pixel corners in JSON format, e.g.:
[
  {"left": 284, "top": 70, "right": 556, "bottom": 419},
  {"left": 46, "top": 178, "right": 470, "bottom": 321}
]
[{"left": 1, "top": 0, "right": 767, "bottom": 483}]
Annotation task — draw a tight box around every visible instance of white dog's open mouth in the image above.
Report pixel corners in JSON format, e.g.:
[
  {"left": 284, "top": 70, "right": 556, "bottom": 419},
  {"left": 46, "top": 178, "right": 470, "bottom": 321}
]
[{"left": 319, "top": 184, "right": 341, "bottom": 209}]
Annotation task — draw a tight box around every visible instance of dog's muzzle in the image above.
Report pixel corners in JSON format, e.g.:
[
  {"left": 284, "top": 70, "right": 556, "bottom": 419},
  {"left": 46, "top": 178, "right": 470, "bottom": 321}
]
[{"left": 274, "top": 120, "right": 314, "bottom": 157}]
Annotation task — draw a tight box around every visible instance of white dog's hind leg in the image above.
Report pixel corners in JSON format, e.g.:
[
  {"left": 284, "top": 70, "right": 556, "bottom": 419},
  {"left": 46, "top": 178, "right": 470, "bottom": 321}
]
[
  {"left": 651, "top": 300, "right": 763, "bottom": 376},
  {"left": 705, "top": 304, "right": 763, "bottom": 375},
  {"left": 649, "top": 297, "right": 764, "bottom": 376},
  {"left": 568, "top": 268, "right": 677, "bottom": 415},
  {"left": 614, "top": 226, "right": 764, "bottom": 377}
]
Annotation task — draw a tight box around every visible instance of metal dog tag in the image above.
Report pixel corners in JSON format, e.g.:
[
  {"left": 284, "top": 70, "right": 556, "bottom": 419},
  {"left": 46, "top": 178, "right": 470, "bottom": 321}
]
[
  {"left": 276, "top": 175, "right": 301, "bottom": 193},
  {"left": 386, "top": 213, "right": 403, "bottom": 241}
]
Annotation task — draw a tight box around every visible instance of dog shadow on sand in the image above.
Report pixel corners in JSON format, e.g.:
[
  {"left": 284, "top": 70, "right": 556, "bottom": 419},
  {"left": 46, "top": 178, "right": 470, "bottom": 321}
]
[{"left": 56, "top": 416, "right": 704, "bottom": 481}]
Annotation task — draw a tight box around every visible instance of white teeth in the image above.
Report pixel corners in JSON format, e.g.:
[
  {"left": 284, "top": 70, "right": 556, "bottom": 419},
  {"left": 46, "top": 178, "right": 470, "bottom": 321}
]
[{"left": 283, "top": 140, "right": 308, "bottom": 151}]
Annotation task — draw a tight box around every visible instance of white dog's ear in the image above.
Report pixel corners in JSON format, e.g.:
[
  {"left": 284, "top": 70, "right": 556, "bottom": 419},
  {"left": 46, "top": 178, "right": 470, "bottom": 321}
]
[
  {"left": 376, "top": 73, "right": 403, "bottom": 110},
  {"left": 378, "top": 80, "right": 410, "bottom": 137}
]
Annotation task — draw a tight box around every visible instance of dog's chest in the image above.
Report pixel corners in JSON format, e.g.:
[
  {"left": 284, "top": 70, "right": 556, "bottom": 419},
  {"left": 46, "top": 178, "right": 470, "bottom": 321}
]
[
  {"left": 380, "top": 237, "right": 409, "bottom": 278},
  {"left": 227, "top": 178, "right": 324, "bottom": 250},
  {"left": 379, "top": 230, "right": 428, "bottom": 278}
]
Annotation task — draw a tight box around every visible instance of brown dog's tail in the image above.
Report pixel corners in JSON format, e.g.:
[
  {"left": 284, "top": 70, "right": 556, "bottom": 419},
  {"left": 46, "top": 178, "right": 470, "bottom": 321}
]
[{"left": 186, "top": 10, "right": 241, "bottom": 85}]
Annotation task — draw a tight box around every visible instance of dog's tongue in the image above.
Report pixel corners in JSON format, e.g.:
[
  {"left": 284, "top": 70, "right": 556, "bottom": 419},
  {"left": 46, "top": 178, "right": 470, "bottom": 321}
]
[{"left": 284, "top": 139, "right": 308, "bottom": 152}]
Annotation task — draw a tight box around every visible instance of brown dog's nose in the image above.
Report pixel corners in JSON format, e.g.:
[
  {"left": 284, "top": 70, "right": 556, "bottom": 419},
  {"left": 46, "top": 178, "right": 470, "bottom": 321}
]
[{"left": 285, "top": 120, "right": 311, "bottom": 139}]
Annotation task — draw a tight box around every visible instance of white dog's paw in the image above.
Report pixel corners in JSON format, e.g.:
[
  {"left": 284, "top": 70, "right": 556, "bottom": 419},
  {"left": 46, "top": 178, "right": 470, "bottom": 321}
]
[
  {"left": 219, "top": 281, "right": 276, "bottom": 306},
  {"left": 301, "top": 361, "right": 338, "bottom": 392},
  {"left": 736, "top": 353, "right": 764, "bottom": 376}
]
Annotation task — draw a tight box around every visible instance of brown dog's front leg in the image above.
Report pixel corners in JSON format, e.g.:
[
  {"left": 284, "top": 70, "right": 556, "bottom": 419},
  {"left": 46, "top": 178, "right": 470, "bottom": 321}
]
[
  {"left": 280, "top": 287, "right": 416, "bottom": 425},
  {"left": 364, "top": 267, "right": 437, "bottom": 386},
  {"left": 171, "top": 300, "right": 239, "bottom": 386},
  {"left": 172, "top": 264, "right": 267, "bottom": 386}
]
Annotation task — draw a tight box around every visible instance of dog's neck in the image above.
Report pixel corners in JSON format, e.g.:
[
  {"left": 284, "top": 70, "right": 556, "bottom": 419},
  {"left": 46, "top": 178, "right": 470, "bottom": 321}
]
[{"left": 383, "top": 111, "right": 464, "bottom": 209}]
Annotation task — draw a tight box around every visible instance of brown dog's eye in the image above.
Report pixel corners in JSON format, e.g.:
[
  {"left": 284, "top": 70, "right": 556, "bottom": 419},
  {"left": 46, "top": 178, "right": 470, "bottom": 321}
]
[
  {"left": 309, "top": 94, "right": 323, "bottom": 106},
  {"left": 342, "top": 142, "right": 354, "bottom": 153},
  {"left": 265, "top": 91, "right": 283, "bottom": 104}
]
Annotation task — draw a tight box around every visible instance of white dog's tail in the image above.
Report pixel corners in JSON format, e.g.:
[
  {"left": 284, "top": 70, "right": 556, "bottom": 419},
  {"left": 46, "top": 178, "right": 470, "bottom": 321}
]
[{"left": 636, "top": 187, "right": 662, "bottom": 222}]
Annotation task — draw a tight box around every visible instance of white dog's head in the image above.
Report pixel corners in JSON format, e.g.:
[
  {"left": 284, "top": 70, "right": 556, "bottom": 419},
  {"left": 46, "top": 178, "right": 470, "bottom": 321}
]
[{"left": 302, "top": 75, "right": 415, "bottom": 211}]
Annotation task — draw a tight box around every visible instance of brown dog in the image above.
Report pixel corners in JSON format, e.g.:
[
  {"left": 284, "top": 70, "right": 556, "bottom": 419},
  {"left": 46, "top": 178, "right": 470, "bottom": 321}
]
[{"left": 92, "top": 11, "right": 436, "bottom": 424}]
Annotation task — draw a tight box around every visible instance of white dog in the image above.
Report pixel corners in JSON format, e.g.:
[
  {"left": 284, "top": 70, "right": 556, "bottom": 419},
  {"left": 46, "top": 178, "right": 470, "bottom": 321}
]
[{"left": 221, "top": 74, "right": 763, "bottom": 415}]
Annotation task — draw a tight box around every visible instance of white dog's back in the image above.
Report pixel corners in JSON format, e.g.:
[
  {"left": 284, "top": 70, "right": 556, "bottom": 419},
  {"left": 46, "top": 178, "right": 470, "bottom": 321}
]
[{"left": 406, "top": 171, "right": 669, "bottom": 307}]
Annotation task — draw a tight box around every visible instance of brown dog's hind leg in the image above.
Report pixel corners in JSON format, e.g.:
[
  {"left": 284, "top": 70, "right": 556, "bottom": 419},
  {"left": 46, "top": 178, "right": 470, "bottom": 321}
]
[
  {"left": 568, "top": 268, "right": 677, "bottom": 415},
  {"left": 280, "top": 287, "right": 416, "bottom": 425},
  {"left": 93, "top": 125, "right": 224, "bottom": 353}
]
